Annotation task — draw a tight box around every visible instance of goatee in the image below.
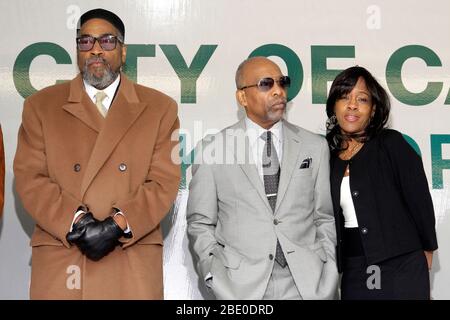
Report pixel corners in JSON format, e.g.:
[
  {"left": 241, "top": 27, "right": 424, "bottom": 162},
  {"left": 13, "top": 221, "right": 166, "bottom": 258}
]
[{"left": 82, "top": 57, "right": 120, "bottom": 89}]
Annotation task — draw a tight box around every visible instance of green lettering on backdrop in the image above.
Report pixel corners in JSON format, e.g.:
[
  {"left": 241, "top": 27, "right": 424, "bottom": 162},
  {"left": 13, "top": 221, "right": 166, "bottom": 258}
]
[
  {"left": 13, "top": 42, "right": 72, "bottom": 98},
  {"left": 386, "top": 45, "right": 442, "bottom": 106},
  {"left": 445, "top": 88, "right": 450, "bottom": 104},
  {"left": 160, "top": 45, "right": 217, "bottom": 104},
  {"left": 311, "top": 46, "right": 355, "bottom": 104},
  {"left": 249, "top": 44, "right": 303, "bottom": 102},
  {"left": 123, "top": 44, "right": 156, "bottom": 82},
  {"left": 431, "top": 134, "right": 450, "bottom": 189}
]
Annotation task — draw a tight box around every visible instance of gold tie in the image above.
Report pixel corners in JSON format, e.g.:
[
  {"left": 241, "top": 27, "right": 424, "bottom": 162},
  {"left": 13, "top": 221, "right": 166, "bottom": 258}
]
[{"left": 95, "top": 91, "right": 108, "bottom": 117}]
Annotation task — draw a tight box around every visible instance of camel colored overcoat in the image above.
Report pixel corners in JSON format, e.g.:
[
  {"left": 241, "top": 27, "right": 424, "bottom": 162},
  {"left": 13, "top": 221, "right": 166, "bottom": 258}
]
[{"left": 14, "top": 73, "right": 180, "bottom": 299}]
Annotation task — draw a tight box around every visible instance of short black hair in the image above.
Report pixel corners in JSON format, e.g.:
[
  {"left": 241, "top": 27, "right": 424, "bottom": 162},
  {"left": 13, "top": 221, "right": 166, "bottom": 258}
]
[
  {"left": 325, "top": 66, "right": 391, "bottom": 152},
  {"left": 77, "top": 8, "right": 125, "bottom": 40}
]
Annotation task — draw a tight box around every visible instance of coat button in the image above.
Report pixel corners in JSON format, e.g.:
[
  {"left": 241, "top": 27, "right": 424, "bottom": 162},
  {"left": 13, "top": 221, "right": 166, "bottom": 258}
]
[
  {"left": 361, "top": 227, "right": 369, "bottom": 235},
  {"left": 269, "top": 254, "right": 274, "bottom": 260},
  {"left": 352, "top": 190, "right": 359, "bottom": 197},
  {"left": 119, "top": 163, "right": 127, "bottom": 172},
  {"left": 273, "top": 219, "right": 279, "bottom": 225},
  {"left": 74, "top": 164, "right": 81, "bottom": 172}
]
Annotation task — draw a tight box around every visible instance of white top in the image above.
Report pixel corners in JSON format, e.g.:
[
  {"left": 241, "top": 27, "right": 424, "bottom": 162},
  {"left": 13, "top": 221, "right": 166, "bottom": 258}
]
[
  {"left": 245, "top": 117, "right": 283, "bottom": 182},
  {"left": 340, "top": 176, "right": 359, "bottom": 228},
  {"left": 83, "top": 74, "right": 121, "bottom": 111}
]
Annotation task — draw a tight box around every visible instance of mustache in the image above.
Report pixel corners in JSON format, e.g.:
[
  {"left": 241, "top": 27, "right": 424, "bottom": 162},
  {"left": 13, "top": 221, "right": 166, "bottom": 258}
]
[
  {"left": 85, "top": 56, "right": 108, "bottom": 66},
  {"left": 270, "top": 97, "right": 287, "bottom": 107}
]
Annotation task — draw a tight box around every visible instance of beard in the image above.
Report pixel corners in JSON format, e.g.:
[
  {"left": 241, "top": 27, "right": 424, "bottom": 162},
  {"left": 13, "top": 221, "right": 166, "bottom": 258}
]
[
  {"left": 82, "top": 57, "right": 120, "bottom": 89},
  {"left": 265, "top": 97, "right": 287, "bottom": 122}
]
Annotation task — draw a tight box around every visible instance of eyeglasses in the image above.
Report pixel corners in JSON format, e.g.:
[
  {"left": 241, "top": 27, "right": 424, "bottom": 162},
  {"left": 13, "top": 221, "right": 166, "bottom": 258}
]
[
  {"left": 239, "top": 76, "right": 291, "bottom": 91},
  {"left": 76, "top": 34, "right": 123, "bottom": 51}
]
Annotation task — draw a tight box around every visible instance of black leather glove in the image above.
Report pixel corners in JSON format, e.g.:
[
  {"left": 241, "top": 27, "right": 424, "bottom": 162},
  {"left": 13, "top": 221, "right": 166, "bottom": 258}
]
[
  {"left": 66, "top": 212, "right": 97, "bottom": 243},
  {"left": 67, "top": 213, "right": 124, "bottom": 261}
]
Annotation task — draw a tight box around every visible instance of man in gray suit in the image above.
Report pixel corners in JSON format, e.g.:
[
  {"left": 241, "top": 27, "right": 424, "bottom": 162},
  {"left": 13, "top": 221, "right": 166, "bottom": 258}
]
[{"left": 187, "top": 57, "right": 338, "bottom": 299}]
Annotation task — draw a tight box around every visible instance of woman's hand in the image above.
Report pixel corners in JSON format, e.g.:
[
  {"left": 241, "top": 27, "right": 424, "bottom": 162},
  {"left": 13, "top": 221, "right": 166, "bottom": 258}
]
[{"left": 424, "top": 251, "right": 434, "bottom": 270}]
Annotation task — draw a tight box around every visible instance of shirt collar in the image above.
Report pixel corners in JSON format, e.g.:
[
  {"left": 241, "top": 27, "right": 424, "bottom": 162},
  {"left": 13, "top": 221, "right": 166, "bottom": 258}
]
[
  {"left": 245, "top": 117, "right": 283, "bottom": 145},
  {"left": 83, "top": 74, "right": 121, "bottom": 102}
]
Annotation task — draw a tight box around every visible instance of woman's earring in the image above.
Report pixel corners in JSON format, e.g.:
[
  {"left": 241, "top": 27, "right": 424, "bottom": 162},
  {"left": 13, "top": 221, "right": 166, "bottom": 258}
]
[{"left": 330, "top": 114, "right": 337, "bottom": 123}]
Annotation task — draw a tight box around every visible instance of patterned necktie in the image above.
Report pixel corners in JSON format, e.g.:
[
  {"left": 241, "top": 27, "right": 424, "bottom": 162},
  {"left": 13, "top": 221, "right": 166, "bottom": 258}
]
[
  {"left": 261, "top": 131, "right": 287, "bottom": 268},
  {"left": 95, "top": 91, "right": 107, "bottom": 117}
]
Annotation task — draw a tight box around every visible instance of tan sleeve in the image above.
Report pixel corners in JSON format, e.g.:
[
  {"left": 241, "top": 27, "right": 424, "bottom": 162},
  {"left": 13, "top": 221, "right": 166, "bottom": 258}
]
[{"left": 13, "top": 99, "right": 83, "bottom": 247}]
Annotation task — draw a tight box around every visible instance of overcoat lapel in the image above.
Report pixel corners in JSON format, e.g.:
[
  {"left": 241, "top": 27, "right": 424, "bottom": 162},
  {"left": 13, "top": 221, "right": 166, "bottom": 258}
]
[
  {"left": 62, "top": 74, "right": 103, "bottom": 133},
  {"left": 78, "top": 75, "right": 147, "bottom": 198}
]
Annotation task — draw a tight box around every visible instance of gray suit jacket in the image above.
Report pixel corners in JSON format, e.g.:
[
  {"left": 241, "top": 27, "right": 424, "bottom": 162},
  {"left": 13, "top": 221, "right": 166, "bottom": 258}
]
[{"left": 187, "top": 119, "right": 338, "bottom": 299}]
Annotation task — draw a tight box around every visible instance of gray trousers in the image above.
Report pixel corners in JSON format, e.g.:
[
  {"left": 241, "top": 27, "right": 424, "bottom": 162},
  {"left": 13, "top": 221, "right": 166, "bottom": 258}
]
[{"left": 262, "top": 262, "right": 302, "bottom": 300}]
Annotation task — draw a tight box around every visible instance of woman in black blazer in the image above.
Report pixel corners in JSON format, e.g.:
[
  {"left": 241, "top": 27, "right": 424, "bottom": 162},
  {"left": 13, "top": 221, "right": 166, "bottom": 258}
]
[{"left": 325, "top": 66, "right": 438, "bottom": 299}]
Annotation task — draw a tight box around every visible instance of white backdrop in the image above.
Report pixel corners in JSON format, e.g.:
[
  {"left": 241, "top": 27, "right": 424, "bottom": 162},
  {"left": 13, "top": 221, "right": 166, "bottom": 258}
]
[{"left": 0, "top": 0, "right": 449, "bottom": 299}]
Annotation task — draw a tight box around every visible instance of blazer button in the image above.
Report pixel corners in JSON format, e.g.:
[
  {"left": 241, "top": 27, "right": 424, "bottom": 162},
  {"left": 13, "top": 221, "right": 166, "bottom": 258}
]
[
  {"left": 74, "top": 164, "right": 81, "bottom": 172},
  {"left": 273, "top": 219, "right": 279, "bottom": 225},
  {"left": 119, "top": 163, "right": 127, "bottom": 172},
  {"left": 269, "top": 254, "right": 274, "bottom": 260},
  {"left": 352, "top": 190, "right": 359, "bottom": 197},
  {"left": 361, "top": 227, "right": 369, "bottom": 235}
]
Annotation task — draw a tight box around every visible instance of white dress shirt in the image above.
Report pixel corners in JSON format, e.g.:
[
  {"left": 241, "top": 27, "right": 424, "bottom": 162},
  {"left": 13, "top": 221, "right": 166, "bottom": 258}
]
[
  {"left": 245, "top": 117, "right": 283, "bottom": 182},
  {"left": 83, "top": 74, "right": 121, "bottom": 111}
]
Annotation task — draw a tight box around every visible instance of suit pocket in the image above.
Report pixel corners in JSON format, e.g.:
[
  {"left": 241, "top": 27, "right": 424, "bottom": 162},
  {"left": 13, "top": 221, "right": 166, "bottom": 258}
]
[
  {"left": 293, "top": 168, "right": 313, "bottom": 178},
  {"left": 212, "top": 245, "right": 242, "bottom": 269},
  {"left": 136, "top": 229, "right": 164, "bottom": 245},
  {"left": 136, "top": 236, "right": 163, "bottom": 246},
  {"left": 136, "top": 239, "right": 163, "bottom": 246},
  {"left": 307, "top": 242, "right": 328, "bottom": 263}
]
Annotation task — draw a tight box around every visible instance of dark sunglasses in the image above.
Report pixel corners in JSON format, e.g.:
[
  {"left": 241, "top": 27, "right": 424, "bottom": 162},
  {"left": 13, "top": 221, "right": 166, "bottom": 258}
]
[
  {"left": 76, "top": 34, "right": 123, "bottom": 51},
  {"left": 239, "top": 76, "right": 291, "bottom": 91}
]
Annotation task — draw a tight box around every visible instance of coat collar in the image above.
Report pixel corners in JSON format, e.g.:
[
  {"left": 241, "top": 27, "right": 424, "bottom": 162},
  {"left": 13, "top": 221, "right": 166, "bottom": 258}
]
[{"left": 62, "top": 74, "right": 103, "bottom": 133}]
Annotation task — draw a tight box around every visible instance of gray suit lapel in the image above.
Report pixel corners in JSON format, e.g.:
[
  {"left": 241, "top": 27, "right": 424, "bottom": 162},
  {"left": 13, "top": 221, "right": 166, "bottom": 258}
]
[
  {"left": 240, "top": 162, "right": 273, "bottom": 214},
  {"left": 275, "top": 120, "right": 301, "bottom": 213},
  {"left": 227, "top": 120, "right": 273, "bottom": 213}
]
